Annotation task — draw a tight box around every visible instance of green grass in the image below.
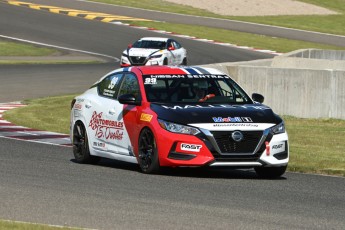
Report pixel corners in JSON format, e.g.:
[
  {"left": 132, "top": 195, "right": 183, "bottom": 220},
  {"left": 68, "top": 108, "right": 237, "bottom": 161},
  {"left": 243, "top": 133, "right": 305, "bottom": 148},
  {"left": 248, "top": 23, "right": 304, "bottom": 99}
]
[
  {"left": 125, "top": 21, "right": 342, "bottom": 53},
  {"left": 0, "top": 40, "right": 57, "bottom": 56},
  {"left": 3, "top": 95, "right": 76, "bottom": 134},
  {"left": 3, "top": 95, "right": 345, "bottom": 177},
  {"left": 90, "top": 0, "right": 345, "bottom": 36},
  {"left": 0, "top": 219, "right": 79, "bottom": 230},
  {"left": 0, "top": 40, "right": 103, "bottom": 64}
]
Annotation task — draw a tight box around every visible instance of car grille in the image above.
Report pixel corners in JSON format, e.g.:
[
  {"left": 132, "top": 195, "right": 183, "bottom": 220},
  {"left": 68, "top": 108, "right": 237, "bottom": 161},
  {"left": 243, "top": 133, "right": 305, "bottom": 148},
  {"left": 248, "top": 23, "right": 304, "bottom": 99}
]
[
  {"left": 129, "top": 56, "right": 147, "bottom": 65},
  {"left": 211, "top": 131, "right": 263, "bottom": 154}
]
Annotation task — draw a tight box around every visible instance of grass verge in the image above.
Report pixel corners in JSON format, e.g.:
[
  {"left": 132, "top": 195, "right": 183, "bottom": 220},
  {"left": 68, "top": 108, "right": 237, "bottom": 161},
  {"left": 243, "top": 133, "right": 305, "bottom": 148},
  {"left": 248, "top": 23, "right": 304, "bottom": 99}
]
[
  {"left": 0, "top": 40, "right": 104, "bottom": 64},
  {"left": 90, "top": 0, "right": 345, "bottom": 36},
  {"left": 3, "top": 95, "right": 345, "bottom": 177},
  {"left": 0, "top": 40, "right": 57, "bottom": 56}
]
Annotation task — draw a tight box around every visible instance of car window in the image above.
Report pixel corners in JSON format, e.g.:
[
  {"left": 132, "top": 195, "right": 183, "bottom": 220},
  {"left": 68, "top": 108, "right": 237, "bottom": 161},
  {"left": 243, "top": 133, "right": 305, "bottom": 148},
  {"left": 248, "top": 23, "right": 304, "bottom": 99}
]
[
  {"left": 98, "top": 73, "right": 123, "bottom": 99},
  {"left": 118, "top": 73, "right": 141, "bottom": 100},
  {"left": 173, "top": 41, "right": 181, "bottom": 49},
  {"left": 133, "top": 40, "right": 166, "bottom": 49},
  {"left": 143, "top": 75, "right": 252, "bottom": 104}
]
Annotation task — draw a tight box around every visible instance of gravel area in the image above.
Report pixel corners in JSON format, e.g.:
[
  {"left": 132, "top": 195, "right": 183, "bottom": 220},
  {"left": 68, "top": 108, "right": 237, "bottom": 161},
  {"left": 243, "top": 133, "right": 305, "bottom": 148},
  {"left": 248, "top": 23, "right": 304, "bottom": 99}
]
[{"left": 164, "top": 0, "right": 337, "bottom": 16}]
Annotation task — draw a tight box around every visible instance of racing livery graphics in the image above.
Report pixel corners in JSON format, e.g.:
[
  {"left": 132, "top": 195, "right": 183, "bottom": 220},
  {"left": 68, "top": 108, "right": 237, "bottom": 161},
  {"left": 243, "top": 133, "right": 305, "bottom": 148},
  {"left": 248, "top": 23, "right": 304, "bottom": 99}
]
[
  {"left": 120, "top": 37, "right": 187, "bottom": 67},
  {"left": 71, "top": 66, "right": 289, "bottom": 178}
]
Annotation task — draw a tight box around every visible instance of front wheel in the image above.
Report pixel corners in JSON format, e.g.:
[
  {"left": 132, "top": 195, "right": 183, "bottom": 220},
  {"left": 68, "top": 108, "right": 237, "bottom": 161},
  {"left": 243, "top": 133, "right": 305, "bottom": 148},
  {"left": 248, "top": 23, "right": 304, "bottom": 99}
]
[
  {"left": 138, "top": 128, "right": 160, "bottom": 174},
  {"left": 73, "top": 122, "right": 100, "bottom": 164},
  {"left": 254, "top": 165, "right": 287, "bottom": 179}
]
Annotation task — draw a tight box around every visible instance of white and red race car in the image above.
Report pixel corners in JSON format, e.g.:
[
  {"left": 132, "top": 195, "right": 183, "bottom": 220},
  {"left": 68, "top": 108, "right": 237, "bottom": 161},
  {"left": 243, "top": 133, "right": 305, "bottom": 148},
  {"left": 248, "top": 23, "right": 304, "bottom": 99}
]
[
  {"left": 120, "top": 37, "right": 187, "bottom": 67},
  {"left": 70, "top": 66, "right": 289, "bottom": 178}
]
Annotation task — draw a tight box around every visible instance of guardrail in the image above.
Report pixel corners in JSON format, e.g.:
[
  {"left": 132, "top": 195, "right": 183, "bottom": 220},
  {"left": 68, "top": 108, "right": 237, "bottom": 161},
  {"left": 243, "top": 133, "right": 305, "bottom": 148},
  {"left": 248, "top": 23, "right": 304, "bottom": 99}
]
[{"left": 202, "top": 49, "right": 345, "bottom": 120}]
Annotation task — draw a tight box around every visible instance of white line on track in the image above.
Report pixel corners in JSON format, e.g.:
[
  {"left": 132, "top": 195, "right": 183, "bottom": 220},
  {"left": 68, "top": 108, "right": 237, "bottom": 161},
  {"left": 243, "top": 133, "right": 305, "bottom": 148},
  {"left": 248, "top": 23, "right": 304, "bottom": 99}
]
[{"left": 0, "top": 34, "right": 120, "bottom": 62}]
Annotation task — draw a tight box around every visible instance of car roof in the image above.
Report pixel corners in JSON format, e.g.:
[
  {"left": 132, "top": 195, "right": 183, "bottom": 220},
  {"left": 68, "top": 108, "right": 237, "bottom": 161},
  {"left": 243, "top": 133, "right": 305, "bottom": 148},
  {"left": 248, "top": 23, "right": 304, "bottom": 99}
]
[
  {"left": 138, "top": 37, "right": 169, "bottom": 42},
  {"left": 133, "top": 66, "right": 227, "bottom": 76}
]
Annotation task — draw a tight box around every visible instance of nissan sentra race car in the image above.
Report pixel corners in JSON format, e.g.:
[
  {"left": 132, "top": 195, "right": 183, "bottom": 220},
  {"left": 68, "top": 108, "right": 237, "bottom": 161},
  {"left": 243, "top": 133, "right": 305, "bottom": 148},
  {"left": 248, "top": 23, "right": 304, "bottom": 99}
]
[
  {"left": 70, "top": 66, "right": 289, "bottom": 178},
  {"left": 120, "top": 37, "right": 187, "bottom": 67}
]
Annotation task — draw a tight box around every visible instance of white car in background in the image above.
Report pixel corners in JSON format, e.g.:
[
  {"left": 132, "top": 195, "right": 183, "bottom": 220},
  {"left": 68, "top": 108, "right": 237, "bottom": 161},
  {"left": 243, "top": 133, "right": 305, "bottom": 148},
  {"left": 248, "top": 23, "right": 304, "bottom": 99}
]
[{"left": 120, "top": 37, "right": 187, "bottom": 67}]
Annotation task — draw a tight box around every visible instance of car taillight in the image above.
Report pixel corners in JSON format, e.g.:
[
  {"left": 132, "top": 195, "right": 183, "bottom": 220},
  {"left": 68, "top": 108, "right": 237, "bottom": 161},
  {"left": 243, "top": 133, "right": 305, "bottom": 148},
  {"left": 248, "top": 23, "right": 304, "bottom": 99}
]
[{"left": 71, "top": 99, "right": 76, "bottom": 110}]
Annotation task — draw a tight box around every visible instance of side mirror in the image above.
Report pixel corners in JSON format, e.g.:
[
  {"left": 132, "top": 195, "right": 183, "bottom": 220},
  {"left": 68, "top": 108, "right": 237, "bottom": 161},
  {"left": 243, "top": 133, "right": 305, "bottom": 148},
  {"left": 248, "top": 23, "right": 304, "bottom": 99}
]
[
  {"left": 168, "top": 46, "right": 175, "bottom": 51},
  {"left": 118, "top": 94, "right": 141, "bottom": 106},
  {"left": 128, "top": 43, "right": 132, "bottom": 48},
  {"left": 252, "top": 93, "right": 264, "bottom": 103}
]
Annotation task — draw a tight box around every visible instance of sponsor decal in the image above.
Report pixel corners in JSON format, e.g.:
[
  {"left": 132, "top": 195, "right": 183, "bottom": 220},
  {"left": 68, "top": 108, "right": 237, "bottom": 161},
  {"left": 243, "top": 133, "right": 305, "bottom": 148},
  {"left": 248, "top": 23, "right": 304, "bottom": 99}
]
[
  {"left": 93, "top": 141, "right": 106, "bottom": 148},
  {"left": 181, "top": 143, "right": 202, "bottom": 152},
  {"left": 144, "top": 74, "right": 229, "bottom": 79},
  {"left": 213, "top": 123, "right": 259, "bottom": 128},
  {"left": 271, "top": 142, "right": 285, "bottom": 155},
  {"left": 144, "top": 77, "right": 157, "bottom": 85},
  {"left": 272, "top": 144, "right": 284, "bottom": 150},
  {"left": 108, "top": 76, "right": 119, "bottom": 89},
  {"left": 89, "top": 111, "right": 124, "bottom": 140},
  {"left": 146, "top": 75, "right": 185, "bottom": 79},
  {"left": 74, "top": 103, "right": 82, "bottom": 110},
  {"left": 186, "top": 74, "right": 229, "bottom": 79},
  {"left": 140, "top": 113, "right": 153, "bottom": 122},
  {"left": 212, "top": 117, "right": 253, "bottom": 123},
  {"left": 161, "top": 104, "right": 268, "bottom": 110},
  {"left": 103, "top": 89, "right": 116, "bottom": 97}
]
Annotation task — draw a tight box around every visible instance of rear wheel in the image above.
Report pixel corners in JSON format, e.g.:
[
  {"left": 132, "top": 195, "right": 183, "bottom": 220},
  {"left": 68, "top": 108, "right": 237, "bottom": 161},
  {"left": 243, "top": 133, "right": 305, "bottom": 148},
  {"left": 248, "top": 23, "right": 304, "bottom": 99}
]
[
  {"left": 254, "top": 165, "right": 287, "bottom": 179},
  {"left": 73, "top": 122, "right": 100, "bottom": 164},
  {"left": 163, "top": 58, "right": 168, "bottom": 65},
  {"left": 138, "top": 128, "right": 160, "bottom": 174}
]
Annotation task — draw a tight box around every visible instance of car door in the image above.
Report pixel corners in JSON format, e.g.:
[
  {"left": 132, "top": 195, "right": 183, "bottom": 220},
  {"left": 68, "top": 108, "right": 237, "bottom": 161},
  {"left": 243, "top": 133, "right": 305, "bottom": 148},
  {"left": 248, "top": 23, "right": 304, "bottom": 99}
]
[
  {"left": 172, "top": 40, "right": 184, "bottom": 65},
  {"left": 85, "top": 72, "right": 125, "bottom": 154},
  {"left": 166, "top": 39, "right": 177, "bottom": 65},
  {"left": 113, "top": 72, "right": 142, "bottom": 156}
]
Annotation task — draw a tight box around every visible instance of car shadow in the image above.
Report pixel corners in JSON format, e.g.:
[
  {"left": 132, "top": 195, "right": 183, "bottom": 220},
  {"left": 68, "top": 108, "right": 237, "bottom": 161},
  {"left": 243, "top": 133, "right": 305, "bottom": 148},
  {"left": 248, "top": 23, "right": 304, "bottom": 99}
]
[{"left": 70, "top": 158, "right": 287, "bottom": 180}]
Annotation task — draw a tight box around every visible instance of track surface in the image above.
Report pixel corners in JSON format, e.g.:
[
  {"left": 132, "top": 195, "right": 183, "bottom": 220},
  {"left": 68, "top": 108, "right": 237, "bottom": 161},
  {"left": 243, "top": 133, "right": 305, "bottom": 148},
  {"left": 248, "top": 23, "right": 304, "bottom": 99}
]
[
  {"left": 1, "top": 1, "right": 345, "bottom": 229},
  {"left": 0, "top": 1, "right": 272, "bottom": 66},
  {"left": 11, "top": 0, "right": 345, "bottom": 47},
  {"left": 1, "top": 138, "right": 345, "bottom": 229}
]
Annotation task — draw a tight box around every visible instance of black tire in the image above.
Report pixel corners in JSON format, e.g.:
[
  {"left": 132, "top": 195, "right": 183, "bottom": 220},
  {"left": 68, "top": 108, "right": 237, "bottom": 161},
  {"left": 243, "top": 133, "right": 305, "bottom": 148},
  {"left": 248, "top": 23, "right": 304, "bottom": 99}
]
[
  {"left": 254, "top": 165, "right": 287, "bottom": 179},
  {"left": 138, "top": 128, "right": 160, "bottom": 174},
  {"left": 163, "top": 58, "right": 168, "bottom": 65},
  {"left": 73, "top": 122, "right": 100, "bottom": 164},
  {"left": 181, "top": 57, "right": 187, "bottom": 65}
]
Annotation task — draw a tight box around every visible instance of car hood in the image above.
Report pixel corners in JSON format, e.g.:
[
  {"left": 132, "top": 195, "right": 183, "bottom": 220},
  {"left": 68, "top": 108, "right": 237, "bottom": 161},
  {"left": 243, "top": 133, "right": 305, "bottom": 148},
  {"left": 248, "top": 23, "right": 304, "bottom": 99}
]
[
  {"left": 150, "top": 103, "right": 282, "bottom": 127},
  {"left": 125, "top": 48, "right": 161, "bottom": 57}
]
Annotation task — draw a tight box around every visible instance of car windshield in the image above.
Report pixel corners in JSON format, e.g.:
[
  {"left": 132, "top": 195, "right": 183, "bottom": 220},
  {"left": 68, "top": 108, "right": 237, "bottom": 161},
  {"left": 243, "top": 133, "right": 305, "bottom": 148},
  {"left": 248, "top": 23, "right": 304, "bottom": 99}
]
[
  {"left": 143, "top": 74, "right": 252, "bottom": 104},
  {"left": 132, "top": 40, "right": 167, "bottom": 49}
]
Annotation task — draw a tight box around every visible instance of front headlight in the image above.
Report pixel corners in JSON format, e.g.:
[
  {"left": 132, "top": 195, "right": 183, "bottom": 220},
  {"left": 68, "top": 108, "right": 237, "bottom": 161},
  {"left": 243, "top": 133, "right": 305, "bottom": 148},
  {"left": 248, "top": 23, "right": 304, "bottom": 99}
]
[
  {"left": 158, "top": 119, "right": 200, "bottom": 135},
  {"left": 122, "top": 53, "right": 128, "bottom": 57},
  {"left": 149, "top": 54, "right": 162, "bottom": 59},
  {"left": 270, "top": 122, "right": 285, "bottom": 134}
]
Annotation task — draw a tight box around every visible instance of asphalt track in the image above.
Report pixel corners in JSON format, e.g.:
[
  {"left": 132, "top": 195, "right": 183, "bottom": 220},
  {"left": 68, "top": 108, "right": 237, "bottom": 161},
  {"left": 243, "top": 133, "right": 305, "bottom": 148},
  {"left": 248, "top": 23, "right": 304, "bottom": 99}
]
[
  {"left": 1, "top": 1, "right": 345, "bottom": 229},
  {"left": 11, "top": 0, "right": 345, "bottom": 47}
]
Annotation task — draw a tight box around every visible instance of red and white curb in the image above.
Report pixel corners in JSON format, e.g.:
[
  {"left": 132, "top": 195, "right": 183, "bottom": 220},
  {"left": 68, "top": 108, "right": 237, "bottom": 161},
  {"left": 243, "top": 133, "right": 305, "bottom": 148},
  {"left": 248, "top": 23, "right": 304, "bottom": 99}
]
[
  {"left": 110, "top": 22, "right": 283, "bottom": 56},
  {"left": 0, "top": 102, "right": 72, "bottom": 147}
]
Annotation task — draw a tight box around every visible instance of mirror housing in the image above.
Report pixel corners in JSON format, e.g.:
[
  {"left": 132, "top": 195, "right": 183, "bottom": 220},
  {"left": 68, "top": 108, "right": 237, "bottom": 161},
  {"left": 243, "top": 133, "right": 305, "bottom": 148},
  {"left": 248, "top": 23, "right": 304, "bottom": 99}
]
[
  {"left": 168, "top": 46, "right": 175, "bottom": 51},
  {"left": 118, "top": 94, "right": 141, "bottom": 106},
  {"left": 252, "top": 93, "right": 264, "bottom": 103},
  {"left": 128, "top": 43, "right": 132, "bottom": 48}
]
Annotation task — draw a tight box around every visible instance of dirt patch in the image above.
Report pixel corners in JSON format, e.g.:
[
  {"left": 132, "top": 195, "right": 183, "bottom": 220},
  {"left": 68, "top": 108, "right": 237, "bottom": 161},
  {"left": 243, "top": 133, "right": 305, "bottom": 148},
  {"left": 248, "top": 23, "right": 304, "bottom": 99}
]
[{"left": 164, "top": 0, "right": 337, "bottom": 16}]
